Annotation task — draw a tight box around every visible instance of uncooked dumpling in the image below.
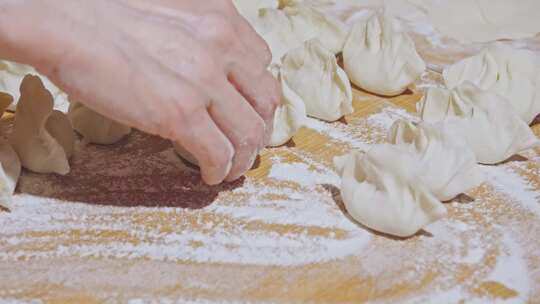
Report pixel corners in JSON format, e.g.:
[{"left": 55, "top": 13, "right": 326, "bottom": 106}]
[
  {"left": 443, "top": 44, "right": 540, "bottom": 124},
  {"left": 232, "top": 0, "right": 279, "bottom": 21},
  {"left": 0, "top": 95, "right": 20, "bottom": 208},
  {"left": 343, "top": 13, "right": 426, "bottom": 96},
  {"left": 417, "top": 82, "right": 538, "bottom": 164},
  {"left": 256, "top": 8, "right": 303, "bottom": 64},
  {"left": 9, "top": 75, "right": 75, "bottom": 175},
  {"left": 388, "top": 119, "right": 484, "bottom": 201},
  {"left": 172, "top": 142, "right": 198, "bottom": 166},
  {"left": 283, "top": 4, "right": 348, "bottom": 54},
  {"left": 281, "top": 39, "right": 353, "bottom": 122},
  {"left": 334, "top": 144, "right": 446, "bottom": 237},
  {"left": 268, "top": 68, "right": 306, "bottom": 147},
  {"left": 68, "top": 101, "right": 132, "bottom": 145},
  {"left": 0, "top": 60, "right": 69, "bottom": 112}
]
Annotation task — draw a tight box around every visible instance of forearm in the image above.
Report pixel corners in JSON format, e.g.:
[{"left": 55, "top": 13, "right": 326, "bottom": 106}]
[{"left": 0, "top": 1, "right": 69, "bottom": 70}]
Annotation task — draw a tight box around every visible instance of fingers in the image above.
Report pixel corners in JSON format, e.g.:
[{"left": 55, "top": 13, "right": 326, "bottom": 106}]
[
  {"left": 167, "top": 83, "right": 234, "bottom": 185},
  {"left": 227, "top": 64, "right": 281, "bottom": 145},
  {"left": 208, "top": 81, "right": 266, "bottom": 182},
  {"left": 234, "top": 16, "right": 273, "bottom": 66}
]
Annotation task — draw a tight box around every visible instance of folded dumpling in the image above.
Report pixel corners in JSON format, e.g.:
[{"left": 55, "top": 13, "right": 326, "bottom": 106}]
[
  {"left": 417, "top": 82, "right": 538, "bottom": 164},
  {"left": 388, "top": 119, "right": 484, "bottom": 201},
  {"left": 256, "top": 8, "right": 303, "bottom": 64},
  {"left": 281, "top": 39, "right": 353, "bottom": 122},
  {"left": 343, "top": 13, "right": 426, "bottom": 96},
  {"left": 443, "top": 44, "right": 540, "bottom": 124},
  {"left": 0, "top": 94, "right": 21, "bottom": 209},
  {"left": 334, "top": 144, "right": 446, "bottom": 237},
  {"left": 268, "top": 67, "right": 306, "bottom": 147},
  {"left": 9, "top": 75, "right": 75, "bottom": 175},
  {"left": 68, "top": 101, "right": 132, "bottom": 145}
]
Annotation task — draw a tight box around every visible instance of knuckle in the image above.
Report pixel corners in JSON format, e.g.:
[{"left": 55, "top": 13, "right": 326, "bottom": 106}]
[{"left": 200, "top": 13, "right": 237, "bottom": 46}]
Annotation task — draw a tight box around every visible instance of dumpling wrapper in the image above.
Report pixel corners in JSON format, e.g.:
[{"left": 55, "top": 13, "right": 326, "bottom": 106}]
[
  {"left": 232, "top": 0, "right": 279, "bottom": 21},
  {"left": 0, "top": 95, "right": 21, "bottom": 209},
  {"left": 417, "top": 82, "right": 539, "bottom": 164},
  {"left": 281, "top": 39, "right": 353, "bottom": 122},
  {"left": 68, "top": 101, "right": 132, "bottom": 145},
  {"left": 0, "top": 60, "right": 69, "bottom": 112},
  {"left": 9, "top": 75, "right": 75, "bottom": 175},
  {"left": 268, "top": 67, "right": 306, "bottom": 147},
  {"left": 343, "top": 13, "right": 426, "bottom": 96},
  {"left": 443, "top": 44, "right": 540, "bottom": 124},
  {"left": 388, "top": 119, "right": 484, "bottom": 201},
  {"left": 334, "top": 144, "right": 446, "bottom": 238}
]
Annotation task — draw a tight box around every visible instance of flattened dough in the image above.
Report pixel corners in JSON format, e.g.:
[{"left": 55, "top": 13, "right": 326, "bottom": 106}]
[
  {"left": 9, "top": 75, "right": 75, "bottom": 175},
  {"left": 334, "top": 145, "right": 446, "bottom": 237}
]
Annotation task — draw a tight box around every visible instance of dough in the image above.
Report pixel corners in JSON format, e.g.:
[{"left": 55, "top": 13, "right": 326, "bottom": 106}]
[
  {"left": 232, "top": 0, "right": 279, "bottom": 21},
  {"left": 0, "top": 139, "right": 21, "bottom": 209},
  {"left": 388, "top": 119, "right": 484, "bottom": 201},
  {"left": 9, "top": 75, "right": 75, "bottom": 175},
  {"left": 283, "top": 4, "right": 348, "bottom": 54},
  {"left": 417, "top": 82, "right": 539, "bottom": 164},
  {"left": 409, "top": 0, "right": 540, "bottom": 43},
  {"left": 0, "top": 60, "right": 69, "bottom": 112},
  {"left": 268, "top": 67, "right": 306, "bottom": 147},
  {"left": 0, "top": 95, "right": 20, "bottom": 208},
  {"left": 281, "top": 39, "right": 353, "bottom": 122},
  {"left": 68, "top": 101, "right": 132, "bottom": 145},
  {"left": 334, "top": 145, "right": 446, "bottom": 237},
  {"left": 343, "top": 12, "right": 426, "bottom": 96},
  {"left": 172, "top": 142, "right": 198, "bottom": 166},
  {"left": 443, "top": 44, "right": 540, "bottom": 124},
  {"left": 255, "top": 4, "right": 348, "bottom": 64}
]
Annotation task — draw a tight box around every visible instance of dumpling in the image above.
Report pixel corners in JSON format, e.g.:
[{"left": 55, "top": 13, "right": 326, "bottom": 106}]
[
  {"left": 9, "top": 75, "right": 75, "bottom": 175},
  {"left": 255, "top": 4, "right": 348, "bottom": 64},
  {"left": 256, "top": 8, "right": 303, "bottom": 64},
  {"left": 172, "top": 142, "right": 198, "bottom": 166},
  {"left": 0, "top": 60, "right": 69, "bottom": 112},
  {"left": 388, "top": 119, "right": 484, "bottom": 201},
  {"left": 232, "top": 0, "right": 279, "bottom": 21},
  {"left": 281, "top": 39, "right": 353, "bottom": 122},
  {"left": 417, "top": 82, "right": 538, "bottom": 164},
  {"left": 0, "top": 139, "right": 21, "bottom": 209},
  {"left": 343, "top": 13, "right": 426, "bottom": 96},
  {"left": 443, "top": 44, "right": 540, "bottom": 124},
  {"left": 283, "top": 4, "right": 349, "bottom": 54},
  {"left": 68, "top": 101, "right": 132, "bottom": 145},
  {"left": 334, "top": 144, "right": 446, "bottom": 237},
  {"left": 268, "top": 68, "right": 306, "bottom": 147},
  {"left": 0, "top": 94, "right": 21, "bottom": 208}
]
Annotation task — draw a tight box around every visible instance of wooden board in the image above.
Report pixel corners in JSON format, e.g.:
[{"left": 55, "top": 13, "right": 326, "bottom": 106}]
[{"left": 1, "top": 2, "right": 540, "bottom": 303}]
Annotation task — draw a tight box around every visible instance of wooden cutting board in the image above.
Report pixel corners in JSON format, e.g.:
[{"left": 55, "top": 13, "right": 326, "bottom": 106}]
[{"left": 1, "top": 3, "right": 540, "bottom": 303}]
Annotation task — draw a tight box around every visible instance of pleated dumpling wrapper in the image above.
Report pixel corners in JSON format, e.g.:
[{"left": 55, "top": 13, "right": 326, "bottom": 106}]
[
  {"left": 232, "top": 0, "right": 278, "bottom": 21},
  {"left": 343, "top": 13, "right": 426, "bottom": 96},
  {"left": 282, "top": 3, "right": 348, "bottom": 54},
  {"left": 281, "top": 39, "right": 353, "bottom": 122},
  {"left": 388, "top": 119, "right": 484, "bottom": 201},
  {"left": 0, "top": 93, "right": 21, "bottom": 209},
  {"left": 255, "top": 4, "right": 348, "bottom": 64},
  {"left": 443, "top": 44, "right": 540, "bottom": 124},
  {"left": 418, "top": 82, "right": 539, "bottom": 164},
  {"left": 0, "top": 60, "right": 69, "bottom": 112},
  {"left": 68, "top": 101, "right": 132, "bottom": 145},
  {"left": 334, "top": 145, "right": 446, "bottom": 238},
  {"left": 268, "top": 66, "right": 306, "bottom": 147},
  {"left": 9, "top": 75, "right": 76, "bottom": 175}
]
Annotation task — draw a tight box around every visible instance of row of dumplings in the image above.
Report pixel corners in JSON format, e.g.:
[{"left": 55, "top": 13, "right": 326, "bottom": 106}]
[
  {"left": 0, "top": 75, "right": 133, "bottom": 209},
  {"left": 237, "top": 1, "right": 540, "bottom": 237}
]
